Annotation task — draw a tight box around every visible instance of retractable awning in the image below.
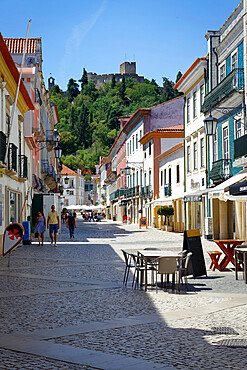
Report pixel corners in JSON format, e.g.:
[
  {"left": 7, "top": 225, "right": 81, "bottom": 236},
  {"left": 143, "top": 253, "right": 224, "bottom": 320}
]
[{"left": 229, "top": 179, "right": 247, "bottom": 196}]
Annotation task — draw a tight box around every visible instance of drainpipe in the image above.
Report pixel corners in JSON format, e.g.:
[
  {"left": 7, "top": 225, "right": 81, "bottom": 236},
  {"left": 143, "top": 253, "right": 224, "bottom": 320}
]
[
  {"left": 213, "top": 47, "right": 219, "bottom": 85},
  {"left": 183, "top": 96, "right": 187, "bottom": 231}
]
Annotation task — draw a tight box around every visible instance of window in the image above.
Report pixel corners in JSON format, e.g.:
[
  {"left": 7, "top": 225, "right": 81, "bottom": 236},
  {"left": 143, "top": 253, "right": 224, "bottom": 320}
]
[
  {"left": 139, "top": 130, "right": 142, "bottom": 148},
  {"left": 193, "top": 142, "right": 198, "bottom": 169},
  {"left": 149, "top": 141, "right": 152, "bottom": 156},
  {"left": 136, "top": 134, "right": 138, "bottom": 150},
  {"left": 187, "top": 146, "right": 191, "bottom": 172},
  {"left": 193, "top": 91, "right": 197, "bottom": 118},
  {"left": 161, "top": 170, "right": 163, "bottom": 187},
  {"left": 168, "top": 168, "right": 171, "bottom": 184},
  {"left": 213, "top": 131, "right": 217, "bottom": 162},
  {"left": 144, "top": 144, "right": 146, "bottom": 159},
  {"left": 136, "top": 171, "right": 138, "bottom": 186},
  {"left": 187, "top": 97, "right": 190, "bottom": 123},
  {"left": 164, "top": 169, "right": 166, "bottom": 184},
  {"left": 71, "top": 179, "right": 74, "bottom": 187},
  {"left": 69, "top": 191, "right": 74, "bottom": 195},
  {"left": 127, "top": 143, "right": 129, "bottom": 157},
  {"left": 149, "top": 170, "right": 152, "bottom": 185},
  {"left": 133, "top": 173, "right": 135, "bottom": 187},
  {"left": 223, "top": 126, "right": 229, "bottom": 159},
  {"left": 200, "top": 138, "right": 205, "bottom": 167},
  {"left": 140, "top": 169, "right": 143, "bottom": 186},
  {"left": 144, "top": 173, "right": 147, "bottom": 187},
  {"left": 235, "top": 119, "right": 241, "bottom": 139},
  {"left": 176, "top": 165, "right": 180, "bottom": 183},
  {"left": 232, "top": 53, "right": 237, "bottom": 70},
  {"left": 129, "top": 140, "right": 131, "bottom": 155},
  {"left": 200, "top": 85, "right": 205, "bottom": 107},
  {"left": 127, "top": 176, "right": 130, "bottom": 188},
  {"left": 132, "top": 136, "right": 135, "bottom": 152},
  {"left": 130, "top": 175, "right": 132, "bottom": 188},
  {"left": 220, "top": 64, "right": 226, "bottom": 81}
]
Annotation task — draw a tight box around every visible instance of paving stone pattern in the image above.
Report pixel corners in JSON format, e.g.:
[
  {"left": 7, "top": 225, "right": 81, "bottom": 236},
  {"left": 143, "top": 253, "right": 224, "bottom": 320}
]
[
  {"left": 0, "top": 348, "right": 97, "bottom": 369},
  {"left": 0, "top": 219, "right": 247, "bottom": 369}
]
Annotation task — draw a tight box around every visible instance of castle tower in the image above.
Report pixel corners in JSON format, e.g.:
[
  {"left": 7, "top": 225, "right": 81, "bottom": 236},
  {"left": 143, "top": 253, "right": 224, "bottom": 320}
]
[{"left": 120, "top": 62, "right": 136, "bottom": 75}]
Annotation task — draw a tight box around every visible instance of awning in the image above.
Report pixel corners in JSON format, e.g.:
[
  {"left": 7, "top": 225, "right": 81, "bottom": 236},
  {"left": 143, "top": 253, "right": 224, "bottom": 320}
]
[
  {"left": 151, "top": 197, "right": 173, "bottom": 206},
  {"left": 208, "top": 171, "right": 247, "bottom": 197},
  {"left": 229, "top": 179, "right": 247, "bottom": 196}
]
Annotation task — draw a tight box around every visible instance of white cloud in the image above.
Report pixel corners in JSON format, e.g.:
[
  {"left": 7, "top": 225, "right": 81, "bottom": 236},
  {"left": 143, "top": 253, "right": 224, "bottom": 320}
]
[{"left": 60, "top": 0, "right": 106, "bottom": 87}]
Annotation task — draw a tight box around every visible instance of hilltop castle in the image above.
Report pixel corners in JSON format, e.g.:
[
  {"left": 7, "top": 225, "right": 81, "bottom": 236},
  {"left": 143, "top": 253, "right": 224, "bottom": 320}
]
[{"left": 87, "top": 62, "right": 145, "bottom": 88}]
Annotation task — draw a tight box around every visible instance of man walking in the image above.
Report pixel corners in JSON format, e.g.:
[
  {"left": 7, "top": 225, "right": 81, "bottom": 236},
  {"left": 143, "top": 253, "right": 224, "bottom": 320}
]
[
  {"left": 47, "top": 205, "right": 60, "bottom": 246},
  {"left": 66, "top": 211, "right": 77, "bottom": 239}
]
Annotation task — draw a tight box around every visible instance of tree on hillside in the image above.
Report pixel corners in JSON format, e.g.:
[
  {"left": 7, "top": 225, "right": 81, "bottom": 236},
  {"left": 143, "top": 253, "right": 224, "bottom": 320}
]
[
  {"left": 75, "top": 105, "right": 90, "bottom": 149},
  {"left": 162, "top": 76, "right": 182, "bottom": 102},
  {"left": 69, "top": 106, "right": 77, "bottom": 133},
  {"left": 176, "top": 71, "right": 183, "bottom": 83},
  {"left": 120, "top": 75, "right": 126, "bottom": 101},
  {"left": 79, "top": 68, "right": 88, "bottom": 91},
  {"left": 67, "top": 79, "right": 80, "bottom": 102},
  {"left": 111, "top": 75, "right": 116, "bottom": 89},
  {"left": 60, "top": 131, "right": 77, "bottom": 155}
]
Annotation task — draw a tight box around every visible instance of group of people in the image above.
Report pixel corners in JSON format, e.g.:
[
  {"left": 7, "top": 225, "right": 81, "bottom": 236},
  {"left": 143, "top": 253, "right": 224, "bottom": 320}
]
[
  {"left": 82, "top": 211, "right": 104, "bottom": 222},
  {"left": 34, "top": 205, "right": 77, "bottom": 247}
]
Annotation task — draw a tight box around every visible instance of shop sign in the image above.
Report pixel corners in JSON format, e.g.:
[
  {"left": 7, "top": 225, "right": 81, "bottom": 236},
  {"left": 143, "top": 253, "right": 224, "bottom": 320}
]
[
  {"left": 3, "top": 223, "right": 24, "bottom": 256},
  {"left": 184, "top": 195, "right": 202, "bottom": 203}
]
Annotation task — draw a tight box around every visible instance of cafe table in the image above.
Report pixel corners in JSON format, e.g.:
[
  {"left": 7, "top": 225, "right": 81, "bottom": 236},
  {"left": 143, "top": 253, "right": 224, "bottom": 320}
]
[
  {"left": 137, "top": 250, "right": 182, "bottom": 292},
  {"left": 213, "top": 239, "right": 244, "bottom": 271}
]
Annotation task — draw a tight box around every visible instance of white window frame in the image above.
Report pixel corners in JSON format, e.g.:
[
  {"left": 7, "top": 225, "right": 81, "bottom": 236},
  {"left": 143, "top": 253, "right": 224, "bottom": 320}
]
[
  {"left": 187, "top": 145, "right": 191, "bottom": 172},
  {"left": 219, "top": 63, "right": 226, "bottom": 82},
  {"left": 187, "top": 97, "right": 190, "bottom": 123},
  {"left": 193, "top": 141, "right": 198, "bottom": 170},
  {"left": 200, "top": 84, "right": 205, "bottom": 108},
  {"left": 193, "top": 91, "right": 197, "bottom": 119}
]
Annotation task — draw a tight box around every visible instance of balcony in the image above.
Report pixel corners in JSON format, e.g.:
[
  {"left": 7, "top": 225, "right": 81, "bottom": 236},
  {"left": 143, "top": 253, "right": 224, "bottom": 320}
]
[
  {"left": 234, "top": 134, "right": 247, "bottom": 167},
  {"left": 41, "top": 159, "right": 50, "bottom": 174},
  {"left": 141, "top": 185, "right": 152, "bottom": 198},
  {"left": 164, "top": 183, "right": 172, "bottom": 197},
  {"left": 201, "top": 68, "right": 244, "bottom": 114},
  {"left": 18, "top": 155, "right": 28, "bottom": 179},
  {"left": 209, "top": 158, "right": 233, "bottom": 185},
  {"left": 7, "top": 143, "right": 17, "bottom": 173},
  {"left": 0, "top": 131, "right": 7, "bottom": 166}
]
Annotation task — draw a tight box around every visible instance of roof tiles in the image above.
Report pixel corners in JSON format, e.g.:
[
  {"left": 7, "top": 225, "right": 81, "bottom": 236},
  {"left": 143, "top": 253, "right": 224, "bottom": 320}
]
[{"left": 4, "top": 38, "right": 40, "bottom": 54}]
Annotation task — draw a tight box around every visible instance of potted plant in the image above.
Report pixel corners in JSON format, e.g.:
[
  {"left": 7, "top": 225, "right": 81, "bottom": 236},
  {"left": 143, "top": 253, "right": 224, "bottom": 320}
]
[{"left": 157, "top": 206, "right": 174, "bottom": 232}]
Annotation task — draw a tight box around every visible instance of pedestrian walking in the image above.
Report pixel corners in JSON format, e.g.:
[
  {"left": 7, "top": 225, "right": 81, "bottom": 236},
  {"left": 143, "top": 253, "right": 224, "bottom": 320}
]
[
  {"left": 47, "top": 205, "right": 60, "bottom": 246},
  {"left": 66, "top": 211, "right": 77, "bottom": 239},
  {"left": 90, "top": 211, "right": 94, "bottom": 222},
  {"left": 34, "top": 211, "right": 46, "bottom": 246},
  {"left": 62, "top": 212, "right": 66, "bottom": 224}
]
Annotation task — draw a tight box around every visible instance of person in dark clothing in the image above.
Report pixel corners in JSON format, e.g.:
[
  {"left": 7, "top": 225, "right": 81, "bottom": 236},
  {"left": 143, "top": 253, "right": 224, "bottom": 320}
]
[{"left": 66, "top": 211, "right": 77, "bottom": 239}]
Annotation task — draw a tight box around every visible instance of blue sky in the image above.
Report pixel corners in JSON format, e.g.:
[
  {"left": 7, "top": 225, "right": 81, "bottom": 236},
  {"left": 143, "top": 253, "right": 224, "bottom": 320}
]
[{"left": 1, "top": 0, "right": 240, "bottom": 90}]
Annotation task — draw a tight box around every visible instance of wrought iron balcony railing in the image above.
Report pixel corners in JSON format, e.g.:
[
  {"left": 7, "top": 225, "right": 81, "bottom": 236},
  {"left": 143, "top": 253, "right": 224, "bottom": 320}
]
[
  {"left": 164, "top": 183, "right": 172, "bottom": 197},
  {"left": 8, "top": 143, "right": 17, "bottom": 172},
  {"left": 0, "top": 131, "right": 7, "bottom": 164},
  {"left": 201, "top": 68, "right": 244, "bottom": 113},
  {"left": 41, "top": 159, "right": 50, "bottom": 173},
  {"left": 141, "top": 185, "right": 152, "bottom": 198},
  {"left": 209, "top": 158, "right": 233, "bottom": 185},
  {"left": 234, "top": 134, "right": 247, "bottom": 159},
  {"left": 18, "top": 155, "right": 28, "bottom": 178}
]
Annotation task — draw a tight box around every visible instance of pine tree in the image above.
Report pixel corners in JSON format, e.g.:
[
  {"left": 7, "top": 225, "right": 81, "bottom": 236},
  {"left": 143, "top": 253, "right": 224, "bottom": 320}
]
[
  {"left": 75, "top": 105, "right": 90, "bottom": 149},
  {"left": 79, "top": 68, "right": 88, "bottom": 91},
  {"left": 67, "top": 78, "right": 79, "bottom": 102},
  {"left": 111, "top": 74, "right": 116, "bottom": 89},
  {"left": 176, "top": 71, "right": 183, "bottom": 83}
]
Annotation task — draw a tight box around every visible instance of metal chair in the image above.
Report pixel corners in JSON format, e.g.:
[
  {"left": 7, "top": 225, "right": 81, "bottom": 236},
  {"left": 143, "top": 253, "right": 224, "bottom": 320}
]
[
  {"left": 179, "top": 252, "right": 192, "bottom": 289},
  {"left": 121, "top": 250, "right": 135, "bottom": 286},
  {"left": 131, "top": 254, "right": 146, "bottom": 289},
  {"left": 155, "top": 257, "right": 178, "bottom": 292},
  {"left": 235, "top": 245, "right": 247, "bottom": 280}
]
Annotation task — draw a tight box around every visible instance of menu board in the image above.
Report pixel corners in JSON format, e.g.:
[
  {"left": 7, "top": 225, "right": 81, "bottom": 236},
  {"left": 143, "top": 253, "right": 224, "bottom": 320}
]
[{"left": 183, "top": 229, "right": 207, "bottom": 278}]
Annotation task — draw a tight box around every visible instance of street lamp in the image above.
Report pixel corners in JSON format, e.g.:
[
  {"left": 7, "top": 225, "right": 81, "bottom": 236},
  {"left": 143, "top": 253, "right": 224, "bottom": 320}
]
[
  {"left": 203, "top": 107, "right": 218, "bottom": 239},
  {"left": 203, "top": 114, "right": 218, "bottom": 136},
  {"left": 64, "top": 174, "right": 69, "bottom": 184},
  {"left": 54, "top": 145, "right": 62, "bottom": 159}
]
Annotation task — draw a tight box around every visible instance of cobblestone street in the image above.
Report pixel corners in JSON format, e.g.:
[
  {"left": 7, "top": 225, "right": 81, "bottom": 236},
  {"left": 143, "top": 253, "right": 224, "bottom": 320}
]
[{"left": 0, "top": 219, "right": 247, "bottom": 369}]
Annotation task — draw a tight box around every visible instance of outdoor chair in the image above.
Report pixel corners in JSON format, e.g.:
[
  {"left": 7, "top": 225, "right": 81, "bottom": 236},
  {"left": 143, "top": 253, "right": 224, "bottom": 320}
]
[
  {"left": 179, "top": 252, "right": 192, "bottom": 289},
  {"left": 121, "top": 250, "right": 135, "bottom": 286},
  {"left": 235, "top": 245, "right": 247, "bottom": 280},
  {"left": 131, "top": 254, "right": 146, "bottom": 289},
  {"left": 154, "top": 257, "right": 178, "bottom": 292}
]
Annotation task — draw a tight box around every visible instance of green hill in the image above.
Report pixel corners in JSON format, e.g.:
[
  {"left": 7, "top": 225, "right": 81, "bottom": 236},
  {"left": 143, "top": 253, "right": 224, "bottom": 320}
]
[{"left": 50, "top": 72, "right": 182, "bottom": 172}]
